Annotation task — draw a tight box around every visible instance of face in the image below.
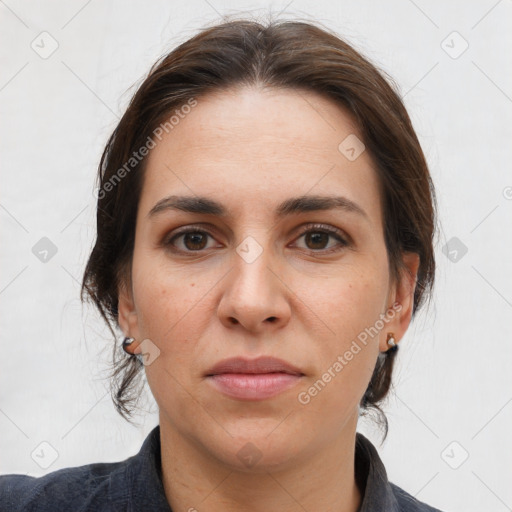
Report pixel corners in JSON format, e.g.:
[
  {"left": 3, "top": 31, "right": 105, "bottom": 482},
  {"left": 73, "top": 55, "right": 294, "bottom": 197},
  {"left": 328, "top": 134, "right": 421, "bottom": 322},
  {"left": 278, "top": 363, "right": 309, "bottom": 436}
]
[{"left": 119, "top": 86, "right": 418, "bottom": 471}]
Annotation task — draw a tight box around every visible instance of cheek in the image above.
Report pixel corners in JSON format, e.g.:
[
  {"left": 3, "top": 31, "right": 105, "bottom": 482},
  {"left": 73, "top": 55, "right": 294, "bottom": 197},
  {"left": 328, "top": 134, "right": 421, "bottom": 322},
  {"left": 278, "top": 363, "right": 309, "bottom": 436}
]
[
  {"left": 317, "top": 261, "right": 389, "bottom": 333},
  {"left": 305, "top": 264, "right": 388, "bottom": 392},
  {"left": 131, "top": 257, "right": 212, "bottom": 362}
]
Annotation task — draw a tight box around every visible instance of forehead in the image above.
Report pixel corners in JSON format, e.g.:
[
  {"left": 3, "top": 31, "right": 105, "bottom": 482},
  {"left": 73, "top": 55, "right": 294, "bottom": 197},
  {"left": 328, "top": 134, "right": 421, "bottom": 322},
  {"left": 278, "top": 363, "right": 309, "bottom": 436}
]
[{"left": 139, "top": 87, "right": 382, "bottom": 223}]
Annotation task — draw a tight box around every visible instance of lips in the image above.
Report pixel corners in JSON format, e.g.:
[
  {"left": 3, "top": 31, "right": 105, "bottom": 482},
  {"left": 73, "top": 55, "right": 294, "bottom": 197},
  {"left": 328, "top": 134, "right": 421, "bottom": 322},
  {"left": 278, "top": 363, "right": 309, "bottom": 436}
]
[
  {"left": 205, "top": 356, "right": 305, "bottom": 400},
  {"left": 206, "top": 356, "right": 304, "bottom": 377}
]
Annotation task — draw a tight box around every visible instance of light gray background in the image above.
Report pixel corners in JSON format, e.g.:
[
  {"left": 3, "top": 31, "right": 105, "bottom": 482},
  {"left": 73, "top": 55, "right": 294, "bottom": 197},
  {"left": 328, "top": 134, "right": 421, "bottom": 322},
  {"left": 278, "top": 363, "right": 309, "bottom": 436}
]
[{"left": 1, "top": 1, "right": 511, "bottom": 511}]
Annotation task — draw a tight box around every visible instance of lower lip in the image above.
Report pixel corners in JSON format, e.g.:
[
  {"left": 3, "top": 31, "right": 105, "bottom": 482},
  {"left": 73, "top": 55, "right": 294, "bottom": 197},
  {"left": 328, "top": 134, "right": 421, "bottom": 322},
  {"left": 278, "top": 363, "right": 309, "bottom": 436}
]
[{"left": 207, "top": 373, "right": 303, "bottom": 400}]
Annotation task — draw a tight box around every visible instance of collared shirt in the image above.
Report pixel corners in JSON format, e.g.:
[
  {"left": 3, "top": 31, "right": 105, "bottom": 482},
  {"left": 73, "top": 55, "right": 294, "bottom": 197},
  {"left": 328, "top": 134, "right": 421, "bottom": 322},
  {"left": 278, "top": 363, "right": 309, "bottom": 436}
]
[{"left": 0, "top": 425, "right": 444, "bottom": 511}]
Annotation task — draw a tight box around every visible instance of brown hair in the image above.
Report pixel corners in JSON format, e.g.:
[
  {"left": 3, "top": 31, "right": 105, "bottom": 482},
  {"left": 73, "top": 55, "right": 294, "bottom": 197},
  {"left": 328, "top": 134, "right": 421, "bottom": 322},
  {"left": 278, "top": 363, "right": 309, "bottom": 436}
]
[{"left": 81, "top": 17, "right": 436, "bottom": 437}]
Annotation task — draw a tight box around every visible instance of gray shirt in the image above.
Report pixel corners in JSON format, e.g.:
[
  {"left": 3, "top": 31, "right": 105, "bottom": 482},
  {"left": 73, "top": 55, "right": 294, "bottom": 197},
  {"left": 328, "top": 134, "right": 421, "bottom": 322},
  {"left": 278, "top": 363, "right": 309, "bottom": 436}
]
[{"left": 0, "top": 425, "right": 445, "bottom": 511}]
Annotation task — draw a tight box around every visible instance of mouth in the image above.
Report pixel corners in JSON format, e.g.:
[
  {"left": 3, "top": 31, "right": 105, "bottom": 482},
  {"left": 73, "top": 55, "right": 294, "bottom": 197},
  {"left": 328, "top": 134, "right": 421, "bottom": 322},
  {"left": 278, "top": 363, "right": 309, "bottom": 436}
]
[
  {"left": 205, "top": 356, "right": 304, "bottom": 401},
  {"left": 206, "top": 356, "right": 304, "bottom": 377}
]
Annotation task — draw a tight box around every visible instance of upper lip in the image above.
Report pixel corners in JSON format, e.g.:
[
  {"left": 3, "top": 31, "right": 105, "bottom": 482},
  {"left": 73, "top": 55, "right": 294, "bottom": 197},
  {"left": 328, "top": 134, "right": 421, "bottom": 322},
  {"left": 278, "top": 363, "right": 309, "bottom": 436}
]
[{"left": 206, "top": 356, "right": 304, "bottom": 376}]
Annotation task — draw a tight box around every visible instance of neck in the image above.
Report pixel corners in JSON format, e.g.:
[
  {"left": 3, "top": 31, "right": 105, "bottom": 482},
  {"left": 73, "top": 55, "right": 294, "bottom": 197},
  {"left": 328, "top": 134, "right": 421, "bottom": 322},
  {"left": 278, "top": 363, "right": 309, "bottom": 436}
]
[{"left": 159, "top": 412, "right": 362, "bottom": 512}]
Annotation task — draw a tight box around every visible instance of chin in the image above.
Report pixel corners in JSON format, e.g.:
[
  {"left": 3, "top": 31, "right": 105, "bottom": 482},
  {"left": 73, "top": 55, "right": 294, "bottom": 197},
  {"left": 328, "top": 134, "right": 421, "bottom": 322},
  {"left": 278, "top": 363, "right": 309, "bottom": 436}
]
[{"left": 212, "top": 429, "right": 304, "bottom": 474}]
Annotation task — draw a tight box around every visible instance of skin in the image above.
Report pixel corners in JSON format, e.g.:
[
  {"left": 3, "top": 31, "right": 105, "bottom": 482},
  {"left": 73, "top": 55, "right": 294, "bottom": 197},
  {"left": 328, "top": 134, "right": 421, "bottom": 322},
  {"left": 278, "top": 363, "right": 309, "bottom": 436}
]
[{"left": 118, "top": 86, "right": 419, "bottom": 512}]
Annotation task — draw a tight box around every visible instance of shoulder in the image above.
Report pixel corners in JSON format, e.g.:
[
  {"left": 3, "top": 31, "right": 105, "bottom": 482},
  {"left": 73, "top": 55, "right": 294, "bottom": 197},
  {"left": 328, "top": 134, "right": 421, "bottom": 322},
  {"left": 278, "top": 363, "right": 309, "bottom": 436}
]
[
  {"left": 390, "top": 482, "right": 446, "bottom": 512},
  {"left": 354, "top": 432, "right": 447, "bottom": 512},
  {"left": 0, "top": 426, "right": 165, "bottom": 512},
  {"left": 0, "top": 459, "right": 128, "bottom": 512}
]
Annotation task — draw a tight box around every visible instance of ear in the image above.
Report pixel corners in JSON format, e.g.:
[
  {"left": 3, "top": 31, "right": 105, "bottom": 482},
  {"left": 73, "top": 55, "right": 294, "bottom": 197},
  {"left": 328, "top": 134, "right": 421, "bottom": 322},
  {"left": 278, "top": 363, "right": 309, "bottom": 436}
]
[
  {"left": 379, "top": 252, "right": 420, "bottom": 353},
  {"left": 118, "top": 279, "right": 142, "bottom": 356}
]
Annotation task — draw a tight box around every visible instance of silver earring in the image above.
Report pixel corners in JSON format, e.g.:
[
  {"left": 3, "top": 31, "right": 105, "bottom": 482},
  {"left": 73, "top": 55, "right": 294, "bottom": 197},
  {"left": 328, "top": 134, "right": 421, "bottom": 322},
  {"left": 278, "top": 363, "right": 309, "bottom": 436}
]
[
  {"left": 122, "top": 337, "right": 135, "bottom": 355},
  {"left": 122, "top": 337, "right": 144, "bottom": 364},
  {"left": 386, "top": 333, "right": 398, "bottom": 354},
  {"left": 386, "top": 333, "right": 396, "bottom": 347}
]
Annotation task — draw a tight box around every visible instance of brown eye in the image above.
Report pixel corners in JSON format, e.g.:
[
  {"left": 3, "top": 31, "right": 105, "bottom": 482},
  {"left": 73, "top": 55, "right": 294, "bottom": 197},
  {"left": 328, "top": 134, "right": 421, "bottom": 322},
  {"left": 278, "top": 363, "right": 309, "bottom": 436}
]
[
  {"left": 182, "top": 232, "right": 208, "bottom": 250},
  {"left": 165, "top": 229, "right": 216, "bottom": 252},
  {"left": 304, "top": 231, "right": 330, "bottom": 250},
  {"left": 163, "top": 224, "right": 349, "bottom": 256},
  {"left": 293, "top": 224, "right": 349, "bottom": 254}
]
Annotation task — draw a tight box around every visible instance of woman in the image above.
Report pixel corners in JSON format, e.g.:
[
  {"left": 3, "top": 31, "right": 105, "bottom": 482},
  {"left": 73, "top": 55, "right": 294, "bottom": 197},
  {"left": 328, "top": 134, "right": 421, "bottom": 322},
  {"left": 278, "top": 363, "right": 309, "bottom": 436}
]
[{"left": 0, "top": 18, "right": 443, "bottom": 511}]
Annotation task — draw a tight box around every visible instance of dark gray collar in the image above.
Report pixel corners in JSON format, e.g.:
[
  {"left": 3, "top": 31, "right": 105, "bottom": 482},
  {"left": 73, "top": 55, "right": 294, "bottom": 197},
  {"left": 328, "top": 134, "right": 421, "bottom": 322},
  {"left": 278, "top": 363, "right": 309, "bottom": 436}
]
[
  {"left": 117, "top": 426, "right": 403, "bottom": 512},
  {"left": 355, "top": 432, "right": 399, "bottom": 511}
]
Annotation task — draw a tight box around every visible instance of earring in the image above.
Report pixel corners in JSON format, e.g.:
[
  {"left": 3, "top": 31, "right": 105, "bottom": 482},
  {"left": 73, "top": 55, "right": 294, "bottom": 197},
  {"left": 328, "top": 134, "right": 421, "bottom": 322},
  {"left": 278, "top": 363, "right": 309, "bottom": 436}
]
[
  {"left": 122, "top": 337, "right": 144, "bottom": 365},
  {"left": 386, "top": 333, "right": 398, "bottom": 354},
  {"left": 122, "top": 337, "right": 136, "bottom": 355}
]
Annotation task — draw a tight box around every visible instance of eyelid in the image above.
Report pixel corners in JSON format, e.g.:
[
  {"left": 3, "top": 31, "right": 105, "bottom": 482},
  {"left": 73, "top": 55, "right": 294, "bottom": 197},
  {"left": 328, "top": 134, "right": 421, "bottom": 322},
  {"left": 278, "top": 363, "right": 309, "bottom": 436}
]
[
  {"left": 290, "top": 222, "right": 351, "bottom": 252},
  {"left": 163, "top": 224, "right": 221, "bottom": 250},
  {"left": 294, "top": 222, "right": 349, "bottom": 242}
]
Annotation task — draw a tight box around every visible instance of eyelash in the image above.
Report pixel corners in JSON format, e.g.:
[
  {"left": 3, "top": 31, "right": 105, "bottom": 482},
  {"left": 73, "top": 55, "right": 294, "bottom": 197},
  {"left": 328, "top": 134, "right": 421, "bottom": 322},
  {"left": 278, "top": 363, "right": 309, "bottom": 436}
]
[{"left": 163, "top": 223, "right": 350, "bottom": 255}]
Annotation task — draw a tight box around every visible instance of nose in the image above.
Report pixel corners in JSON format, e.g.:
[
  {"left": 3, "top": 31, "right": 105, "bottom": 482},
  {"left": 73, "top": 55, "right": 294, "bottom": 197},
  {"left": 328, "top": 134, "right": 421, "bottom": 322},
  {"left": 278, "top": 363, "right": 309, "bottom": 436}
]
[{"left": 217, "top": 246, "right": 291, "bottom": 333}]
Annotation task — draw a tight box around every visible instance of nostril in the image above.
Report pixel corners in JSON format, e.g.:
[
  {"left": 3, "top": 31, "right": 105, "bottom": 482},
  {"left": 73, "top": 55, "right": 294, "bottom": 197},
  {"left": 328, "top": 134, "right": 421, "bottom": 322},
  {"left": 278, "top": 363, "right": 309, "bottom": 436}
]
[{"left": 228, "top": 317, "right": 276, "bottom": 325}]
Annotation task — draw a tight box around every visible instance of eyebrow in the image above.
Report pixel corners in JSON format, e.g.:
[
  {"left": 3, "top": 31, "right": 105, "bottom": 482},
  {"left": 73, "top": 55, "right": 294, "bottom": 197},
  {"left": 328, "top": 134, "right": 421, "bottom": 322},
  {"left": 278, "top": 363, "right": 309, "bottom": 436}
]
[{"left": 147, "top": 194, "right": 369, "bottom": 221}]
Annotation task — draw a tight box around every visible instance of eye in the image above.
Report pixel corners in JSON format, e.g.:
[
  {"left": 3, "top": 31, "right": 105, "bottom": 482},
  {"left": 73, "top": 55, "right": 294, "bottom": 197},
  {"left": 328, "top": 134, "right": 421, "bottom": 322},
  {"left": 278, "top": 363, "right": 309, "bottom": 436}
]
[
  {"left": 162, "top": 223, "right": 350, "bottom": 255},
  {"left": 292, "top": 224, "right": 349, "bottom": 254},
  {"left": 164, "top": 228, "right": 219, "bottom": 252}
]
